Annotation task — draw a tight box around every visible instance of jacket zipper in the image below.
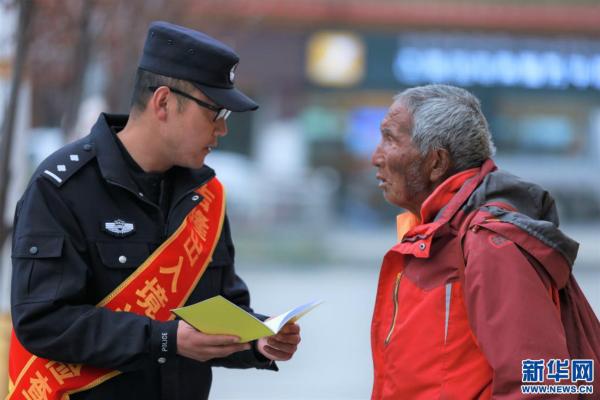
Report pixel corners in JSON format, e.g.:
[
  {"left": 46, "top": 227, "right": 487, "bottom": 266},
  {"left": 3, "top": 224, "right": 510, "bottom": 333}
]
[{"left": 385, "top": 271, "right": 403, "bottom": 346}]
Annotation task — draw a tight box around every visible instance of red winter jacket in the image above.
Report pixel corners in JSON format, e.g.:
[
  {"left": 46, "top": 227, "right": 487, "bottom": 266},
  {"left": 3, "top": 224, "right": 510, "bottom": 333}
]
[{"left": 371, "top": 159, "right": 599, "bottom": 399}]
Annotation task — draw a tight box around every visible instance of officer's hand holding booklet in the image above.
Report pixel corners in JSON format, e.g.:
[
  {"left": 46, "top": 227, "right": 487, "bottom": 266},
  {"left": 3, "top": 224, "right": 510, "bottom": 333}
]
[{"left": 172, "top": 296, "right": 322, "bottom": 342}]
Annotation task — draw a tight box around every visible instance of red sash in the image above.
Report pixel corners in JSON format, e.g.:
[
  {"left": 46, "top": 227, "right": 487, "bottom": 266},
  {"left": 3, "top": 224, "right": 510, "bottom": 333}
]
[{"left": 7, "top": 178, "right": 225, "bottom": 400}]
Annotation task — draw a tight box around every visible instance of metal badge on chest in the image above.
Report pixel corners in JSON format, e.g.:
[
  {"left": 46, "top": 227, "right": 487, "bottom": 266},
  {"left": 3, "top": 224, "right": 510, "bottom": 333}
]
[{"left": 103, "top": 219, "right": 136, "bottom": 238}]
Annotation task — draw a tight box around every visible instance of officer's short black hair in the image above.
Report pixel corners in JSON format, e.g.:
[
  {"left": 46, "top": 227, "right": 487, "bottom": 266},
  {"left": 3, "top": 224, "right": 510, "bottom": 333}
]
[{"left": 130, "top": 68, "right": 196, "bottom": 114}]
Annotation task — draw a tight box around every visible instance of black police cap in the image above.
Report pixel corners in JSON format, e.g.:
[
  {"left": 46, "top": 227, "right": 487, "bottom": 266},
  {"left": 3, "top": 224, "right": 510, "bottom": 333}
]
[{"left": 139, "top": 21, "right": 258, "bottom": 112}]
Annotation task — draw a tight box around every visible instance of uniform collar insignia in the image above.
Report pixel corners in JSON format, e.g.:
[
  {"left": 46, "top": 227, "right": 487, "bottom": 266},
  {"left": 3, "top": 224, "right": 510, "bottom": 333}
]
[{"left": 103, "top": 219, "right": 135, "bottom": 237}]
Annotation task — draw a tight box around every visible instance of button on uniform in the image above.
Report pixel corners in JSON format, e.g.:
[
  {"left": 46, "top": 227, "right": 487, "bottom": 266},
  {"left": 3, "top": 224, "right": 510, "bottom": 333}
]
[
  {"left": 191, "top": 195, "right": 200, "bottom": 202},
  {"left": 29, "top": 246, "right": 38, "bottom": 255},
  {"left": 157, "top": 357, "right": 167, "bottom": 364},
  {"left": 118, "top": 255, "right": 127, "bottom": 264}
]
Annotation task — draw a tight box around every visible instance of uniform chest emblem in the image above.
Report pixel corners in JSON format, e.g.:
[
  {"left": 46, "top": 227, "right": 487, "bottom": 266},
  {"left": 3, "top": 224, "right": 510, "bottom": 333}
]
[{"left": 103, "top": 219, "right": 135, "bottom": 237}]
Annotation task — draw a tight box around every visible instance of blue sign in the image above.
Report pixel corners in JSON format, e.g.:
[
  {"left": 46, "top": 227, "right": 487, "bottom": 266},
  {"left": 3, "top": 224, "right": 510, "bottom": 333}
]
[{"left": 392, "top": 33, "right": 600, "bottom": 90}]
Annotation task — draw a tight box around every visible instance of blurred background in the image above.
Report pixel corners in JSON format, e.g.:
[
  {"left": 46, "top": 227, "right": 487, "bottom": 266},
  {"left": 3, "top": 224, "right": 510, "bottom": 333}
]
[{"left": 0, "top": 0, "right": 599, "bottom": 398}]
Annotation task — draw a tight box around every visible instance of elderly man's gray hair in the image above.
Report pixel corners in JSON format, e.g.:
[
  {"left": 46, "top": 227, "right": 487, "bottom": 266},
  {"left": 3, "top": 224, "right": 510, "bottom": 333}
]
[{"left": 394, "top": 84, "right": 496, "bottom": 171}]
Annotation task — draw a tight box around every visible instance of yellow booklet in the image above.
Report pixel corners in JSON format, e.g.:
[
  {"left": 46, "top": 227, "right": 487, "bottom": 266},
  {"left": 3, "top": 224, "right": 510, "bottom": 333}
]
[{"left": 172, "top": 295, "right": 322, "bottom": 343}]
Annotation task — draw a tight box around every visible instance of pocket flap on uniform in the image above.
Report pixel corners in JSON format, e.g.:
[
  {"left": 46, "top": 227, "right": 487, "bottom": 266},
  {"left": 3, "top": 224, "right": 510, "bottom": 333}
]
[
  {"left": 13, "top": 234, "right": 64, "bottom": 258},
  {"left": 96, "top": 241, "right": 150, "bottom": 269}
]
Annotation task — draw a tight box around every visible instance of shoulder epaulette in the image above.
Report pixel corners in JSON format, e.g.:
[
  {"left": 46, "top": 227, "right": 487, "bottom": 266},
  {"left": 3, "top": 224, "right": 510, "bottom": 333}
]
[{"left": 39, "top": 139, "right": 96, "bottom": 187}]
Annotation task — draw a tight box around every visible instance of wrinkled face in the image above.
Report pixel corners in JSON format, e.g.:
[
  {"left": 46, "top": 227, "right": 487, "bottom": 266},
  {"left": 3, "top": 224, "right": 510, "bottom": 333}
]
[
  {"left": 162, "top": 89, "right": 228, "bottom": 169},
  {"left": 371, "top": 101, "right": 431, "bottom": 214}
]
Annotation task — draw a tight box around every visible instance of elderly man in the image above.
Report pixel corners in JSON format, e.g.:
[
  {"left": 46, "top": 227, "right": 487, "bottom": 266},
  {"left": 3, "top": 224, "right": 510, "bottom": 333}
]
[{"left": 370, "top": 84, "right": 599, "bottom": 399}]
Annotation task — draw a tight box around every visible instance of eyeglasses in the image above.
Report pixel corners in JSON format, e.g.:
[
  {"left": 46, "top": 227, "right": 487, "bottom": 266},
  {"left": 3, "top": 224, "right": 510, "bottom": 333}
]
[{"left": 148, "top": 86, "right": 232, "bottom": 121}]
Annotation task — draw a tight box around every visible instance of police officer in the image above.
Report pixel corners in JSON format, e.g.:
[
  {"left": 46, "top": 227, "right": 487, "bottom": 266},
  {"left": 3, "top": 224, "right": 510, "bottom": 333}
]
[{"left": 10, "top": 21, "right": 301, "bottom": 400}]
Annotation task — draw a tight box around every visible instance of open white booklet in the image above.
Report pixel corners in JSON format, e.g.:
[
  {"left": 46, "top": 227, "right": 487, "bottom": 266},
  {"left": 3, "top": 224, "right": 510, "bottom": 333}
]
[{"left": 172, "top": 295, "right": 323, "bottom": 343}]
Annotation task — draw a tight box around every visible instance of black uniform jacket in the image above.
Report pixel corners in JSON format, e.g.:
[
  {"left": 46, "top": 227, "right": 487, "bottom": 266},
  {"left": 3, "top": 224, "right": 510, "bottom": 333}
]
[{"left": 11, "top": 113, "right": 274, "bottom": 400}]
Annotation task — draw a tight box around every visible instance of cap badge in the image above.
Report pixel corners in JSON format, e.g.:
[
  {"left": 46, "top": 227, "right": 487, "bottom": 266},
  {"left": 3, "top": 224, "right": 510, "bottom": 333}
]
[
  {"left": 229, "top": 64, "right": 237, "bottom": 83},
  {"left": 103, "top": 219, "right": 135, "bottom": 237}
]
